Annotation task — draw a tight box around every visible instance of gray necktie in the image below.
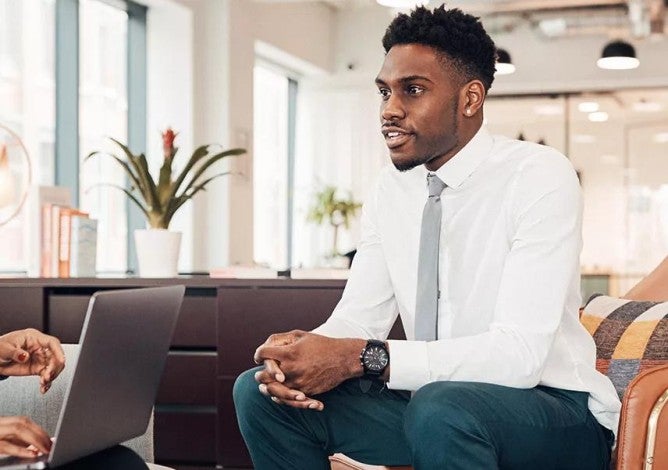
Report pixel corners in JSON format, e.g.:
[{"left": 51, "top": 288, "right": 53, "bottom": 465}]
[{"left": 414, "top": 173, "right": 446, "bottom": 342}]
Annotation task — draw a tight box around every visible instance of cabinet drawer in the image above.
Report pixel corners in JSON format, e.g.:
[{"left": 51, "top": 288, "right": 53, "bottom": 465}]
[
  {"left": 0, "top": 287, "right": 44, "bottom": 333},
  {"left": 172, "top": 295, "right": 216, "bottom": 348},
  {"left": 218, "top": 286, "right": 343, "bottom": 376},
  {"left": 48, "top": 295, "right": 90, "bottom": 343},
  {"left": 157, "top": 352, "right": 216, "bottom": 405},
  {"left": 48, "top": 292, "right": 217, "bottom": 347},
  {"left": 154, "top": 410, "right": 216, "bottom": 463}
]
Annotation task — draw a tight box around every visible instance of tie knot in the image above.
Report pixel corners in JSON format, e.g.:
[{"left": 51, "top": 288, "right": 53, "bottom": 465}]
[{"left": 427, "top": 173, "right": 446, "bottom": 197}]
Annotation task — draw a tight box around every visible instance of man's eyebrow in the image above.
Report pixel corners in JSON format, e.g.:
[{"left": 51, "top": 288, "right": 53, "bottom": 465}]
[{"left": 374, "top": 75, "right": 434, "bottom": 86}]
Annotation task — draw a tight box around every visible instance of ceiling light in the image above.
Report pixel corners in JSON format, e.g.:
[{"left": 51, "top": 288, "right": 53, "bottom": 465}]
[
  {"left": 633, "top": 100, "right": 663, "bottom": 112},
  {"left": 533, "top": 104, "right": 563, "bottom": 116},
  {"left": 596, "top": 40, "right": 640, "bottom": 70},
  {"left": 572, "top": 134, "right": 597, "bottom": 144},
  {"left": 578, "top": 101, "right": 599, "bottom": 113},
  {"left": 376, "top": 0, "right": 429, "bottom": 7},
  {"left": 495, "top": 48, "right": 515, "bottom": 75},
  {"left": 654, "top": 132, "right": 668, "bottom": 143},
  {"left": 588, "top": 111, "right": 609, "bottom": 122},
  {"left": 600, "top": 154, "right": 621, "bottom": 165}
]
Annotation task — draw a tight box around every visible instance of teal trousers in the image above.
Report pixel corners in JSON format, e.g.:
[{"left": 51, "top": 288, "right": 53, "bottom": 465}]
[{"left": 233, "top": 367, "right": 613, "bottom": 470}]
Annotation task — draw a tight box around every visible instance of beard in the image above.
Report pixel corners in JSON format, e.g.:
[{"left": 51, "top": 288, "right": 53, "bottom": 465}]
[
  {"left": 390, "top": 101, "right": 460, "bottom": 172},
  {"left": 392, "top": 152, "right": 430, "bottom": 172}
]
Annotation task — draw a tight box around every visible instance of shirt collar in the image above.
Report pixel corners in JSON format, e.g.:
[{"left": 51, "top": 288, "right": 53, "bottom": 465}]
[{"left": 431, "top": 125, "right": 494, "bottom": 189}]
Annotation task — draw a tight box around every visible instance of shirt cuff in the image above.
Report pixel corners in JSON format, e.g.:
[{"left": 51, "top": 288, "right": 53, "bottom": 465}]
[{"left": 386, "top": 340, "right": 430, "bottom": 391}]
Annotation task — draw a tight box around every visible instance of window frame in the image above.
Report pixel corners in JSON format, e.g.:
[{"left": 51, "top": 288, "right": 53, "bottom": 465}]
[{"left": 55, "top": 0, "right": 146, "bottom": 273}]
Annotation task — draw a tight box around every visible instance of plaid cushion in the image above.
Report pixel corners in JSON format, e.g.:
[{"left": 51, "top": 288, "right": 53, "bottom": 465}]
[{"left": 581, "top": 294, "right": 668, "bottom": 400}]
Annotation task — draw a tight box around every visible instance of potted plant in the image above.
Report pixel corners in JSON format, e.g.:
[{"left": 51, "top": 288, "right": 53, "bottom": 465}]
[
  {"left": 306, "top": 185, "right": 362, "bottom": 265},
  {"left": 86, "top": 128, "right": 245, "bottom": 277}
]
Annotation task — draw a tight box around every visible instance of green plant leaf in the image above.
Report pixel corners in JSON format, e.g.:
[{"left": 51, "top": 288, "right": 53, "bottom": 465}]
[
  {"left": 84, "top": 150, "right": 144, "bottom": 192},
  {"left": 168, "top": 144, "right": 211, "bottom": 203},
  {"left": 179, "top": 148, "right": 246, "bottom": 197},
  {"left": 108, "top": 137, "right": 155, "bottom": 205},
  {"left": 136, "top": 152, "right": 161, "bottom": 211}
]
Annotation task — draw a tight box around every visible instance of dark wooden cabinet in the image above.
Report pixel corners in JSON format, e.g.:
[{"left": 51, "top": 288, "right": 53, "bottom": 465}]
[{"left": 0, "top": 277, "right": 361, "bottom": 469}]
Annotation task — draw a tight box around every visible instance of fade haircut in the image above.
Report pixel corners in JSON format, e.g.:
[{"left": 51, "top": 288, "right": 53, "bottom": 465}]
[{"left": 382, "top": 5, "right": 497, "bottom": 92}]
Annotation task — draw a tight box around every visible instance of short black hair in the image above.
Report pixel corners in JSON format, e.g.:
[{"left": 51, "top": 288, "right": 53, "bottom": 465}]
[{"left": 382, "top": 5, "right": 497, "bottom": 91}]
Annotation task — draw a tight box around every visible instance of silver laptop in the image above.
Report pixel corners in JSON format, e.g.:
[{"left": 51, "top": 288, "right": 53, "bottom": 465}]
[{"left": 0, "top": 285, "right": 185, "bottom": 469}]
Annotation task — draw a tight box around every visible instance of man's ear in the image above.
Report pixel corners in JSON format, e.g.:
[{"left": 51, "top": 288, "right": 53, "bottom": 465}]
[{"left": 461, "top": 80, "right": 485, "bottom": 117}]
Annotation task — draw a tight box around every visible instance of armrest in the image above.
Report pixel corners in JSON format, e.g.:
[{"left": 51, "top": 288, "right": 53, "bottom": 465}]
[
  {"left": 623, "top": 256, "right": 668, "bottom": 301},
  {"left": 0, "top": 344, "right": 154, "bottom": 462},
  {"left": 616, "top": 364, "right": 668, "bottom": 470}
]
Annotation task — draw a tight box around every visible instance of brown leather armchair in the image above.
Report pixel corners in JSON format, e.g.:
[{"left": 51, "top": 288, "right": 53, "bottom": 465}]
[{"left": 330, "top": 257, "right": 668, "bottom": 470}]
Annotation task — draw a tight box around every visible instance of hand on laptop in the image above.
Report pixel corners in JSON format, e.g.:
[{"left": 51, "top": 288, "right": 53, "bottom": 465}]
[
  {"left": 0, "top": 416, "right": 52, "bottom": 458},
  {"left": 0, "top": 329, "right": 66, "bottom": 394}
]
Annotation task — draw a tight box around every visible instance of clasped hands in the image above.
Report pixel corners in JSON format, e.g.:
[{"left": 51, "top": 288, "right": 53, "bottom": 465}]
[
  {"left": 0, "top": 328, "right": 65, "bottom": 458},
  {"left": 253, "top": 331, "right": 365, "bottom": 411}
]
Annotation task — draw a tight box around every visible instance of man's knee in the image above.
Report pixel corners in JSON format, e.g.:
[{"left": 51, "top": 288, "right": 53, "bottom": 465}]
[
  {"left": 404, "top": 382, "right": 487, "bottom": 442},
  {"left": 233, "top": 367, "right": 264, "bottom": 420}
]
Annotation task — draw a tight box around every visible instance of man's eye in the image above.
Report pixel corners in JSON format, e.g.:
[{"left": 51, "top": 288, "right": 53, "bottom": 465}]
[
  {"left": 407, "top": 85, "right": 423, "bottom": 95},
  {"left": 377, "top": 89, "right": 390, "bottom": 100}
]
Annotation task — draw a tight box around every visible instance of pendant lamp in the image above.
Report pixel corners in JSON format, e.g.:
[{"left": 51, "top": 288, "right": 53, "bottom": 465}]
[
  {"left": 495, "top": 48, "right": 516, "bottom": 75},
  {"left": 597, "top": 40, "right": 639, "bottom": 70}
]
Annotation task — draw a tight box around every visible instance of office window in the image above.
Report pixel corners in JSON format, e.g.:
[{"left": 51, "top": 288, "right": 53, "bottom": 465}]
[
  {"left": 0, "top": 0, "right": 55, "bottom": 272},
  {"left": 78, "top": 0, "right": 128, "bottom": 273},
  {"left": 253, "top": 62, "right": 292, "bottom": 270}
]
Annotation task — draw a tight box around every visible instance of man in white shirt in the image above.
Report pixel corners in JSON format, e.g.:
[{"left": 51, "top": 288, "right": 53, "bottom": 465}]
[{"left": 234, "top": 5, "right": 620, "bottom": 469}]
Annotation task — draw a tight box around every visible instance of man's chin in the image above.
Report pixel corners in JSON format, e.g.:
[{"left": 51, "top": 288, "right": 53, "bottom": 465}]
[{"left": 391, "top": 154, "right": 426, "bottom": 172}]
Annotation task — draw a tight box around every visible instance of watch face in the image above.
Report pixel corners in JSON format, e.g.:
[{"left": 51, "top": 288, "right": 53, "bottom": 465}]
[{"left": 363, "top": 345, "right": 389, "bottom": 372}]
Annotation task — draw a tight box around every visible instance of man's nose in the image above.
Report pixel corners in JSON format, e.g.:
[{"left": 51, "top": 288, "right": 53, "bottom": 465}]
[{"left": 381, "top": 94, "right": 406, "bottom": 121}]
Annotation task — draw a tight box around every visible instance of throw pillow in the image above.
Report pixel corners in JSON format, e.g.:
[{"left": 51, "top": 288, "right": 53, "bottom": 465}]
[{"left": 581, "top": 294, "right": 668, "bottom": 399}]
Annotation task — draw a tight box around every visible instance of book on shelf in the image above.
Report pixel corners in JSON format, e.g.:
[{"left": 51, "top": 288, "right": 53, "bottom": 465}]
[
  {"left": 26, "top": 186, "right": 72, "bottom": 277},
  {"left": 58, "top": 208, "right": 89, "bottom": 277},
  {"left": 69, "top": 215, "right": 97, "bottom": 277},
  {"left": 31, "top": 186, "right": 97, "bottom": 278}
]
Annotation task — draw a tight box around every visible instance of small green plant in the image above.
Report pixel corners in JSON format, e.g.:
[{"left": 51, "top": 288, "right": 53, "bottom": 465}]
[
  {"left": 86, "top": 128, "right": 246, "bottom": 229},
  {"left": 307, "top": 185, "right": 362, "bottom": 257}
]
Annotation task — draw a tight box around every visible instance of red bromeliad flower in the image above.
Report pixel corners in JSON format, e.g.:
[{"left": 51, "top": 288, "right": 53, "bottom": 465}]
[{"left": 162, "top": 128, "right": 178, "bottom": 162}]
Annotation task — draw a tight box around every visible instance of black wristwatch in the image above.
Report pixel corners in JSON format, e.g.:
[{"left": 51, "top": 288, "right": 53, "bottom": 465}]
[{"left": 359, "top": 339, "right": 389, "bottom": 377}]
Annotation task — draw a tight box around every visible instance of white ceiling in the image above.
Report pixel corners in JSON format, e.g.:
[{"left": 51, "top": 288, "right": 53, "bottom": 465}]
[{"left": 254, "top": 0, "right": 628, "bottom": 13}]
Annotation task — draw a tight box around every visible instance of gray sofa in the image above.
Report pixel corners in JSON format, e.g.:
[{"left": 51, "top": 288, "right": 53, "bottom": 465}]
[{"left": 0, "top": 344, "right": 154, "bottom": 462}]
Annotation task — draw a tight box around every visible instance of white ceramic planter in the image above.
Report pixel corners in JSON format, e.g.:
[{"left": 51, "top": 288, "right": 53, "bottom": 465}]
[{"left": 134, "top": 228, "right": 182, "bottom": 278}]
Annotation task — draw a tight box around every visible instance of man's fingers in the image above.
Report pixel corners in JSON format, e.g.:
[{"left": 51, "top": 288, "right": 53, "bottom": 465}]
[
  {"left": 254, "top": 345, "right": 287, "bottom": 364},
  {"left": 253, "top": 361, "right": 285, "bottom": 384},
  {"left": 263, "top": 359, "right": 285, "bottom": 382},
  {"left": 262, "top": 382, "right": 323, "bottom": 410}
]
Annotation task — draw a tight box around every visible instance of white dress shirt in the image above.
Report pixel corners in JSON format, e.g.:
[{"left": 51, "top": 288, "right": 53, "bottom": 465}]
[{"left": 313, "top": 125, "right": 621, "bottom": 433}]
